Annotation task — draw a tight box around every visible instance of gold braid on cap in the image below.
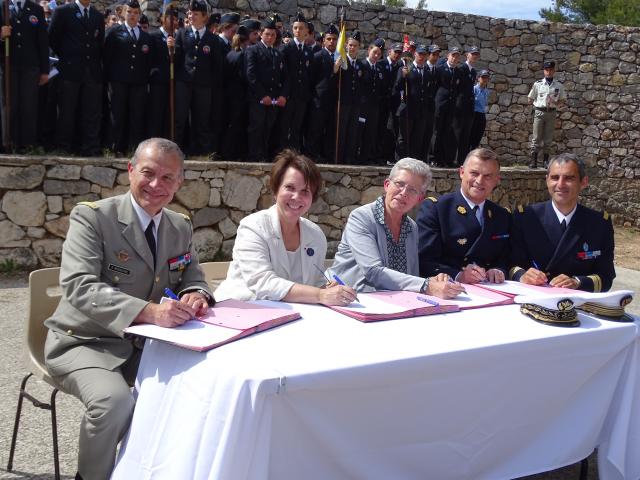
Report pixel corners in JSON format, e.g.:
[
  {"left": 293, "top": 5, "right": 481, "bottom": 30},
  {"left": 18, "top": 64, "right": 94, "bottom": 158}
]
[
  {"left": 520, "top": 301, "right": 579, "bottom": 327},
  {"left": 578, "top": 295, "right": 632, "bottom": 319}
]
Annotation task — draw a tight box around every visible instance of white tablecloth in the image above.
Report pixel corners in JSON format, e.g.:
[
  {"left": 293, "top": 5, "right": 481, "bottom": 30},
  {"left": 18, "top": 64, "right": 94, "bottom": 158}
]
[{"left": 112, "top": 303, "right": 640, "bottom": 480}]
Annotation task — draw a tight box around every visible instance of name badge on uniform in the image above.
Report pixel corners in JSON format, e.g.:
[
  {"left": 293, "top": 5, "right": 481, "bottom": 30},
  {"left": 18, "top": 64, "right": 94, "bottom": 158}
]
[
  {"left": 108, "top": 264, "right": 131, "bottom": 275},
  {"left": 169, "top": 253, "right": 192, "bottom": 271}
]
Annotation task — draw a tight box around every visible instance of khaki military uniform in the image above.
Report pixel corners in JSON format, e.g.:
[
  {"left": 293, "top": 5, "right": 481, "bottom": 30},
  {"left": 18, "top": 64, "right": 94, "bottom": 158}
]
[
  {"left": 528, "top": 77, "right": 566, "bottom": 157},
  {"left": 44, "top": 192, "right": 211, "bottom": 479}
]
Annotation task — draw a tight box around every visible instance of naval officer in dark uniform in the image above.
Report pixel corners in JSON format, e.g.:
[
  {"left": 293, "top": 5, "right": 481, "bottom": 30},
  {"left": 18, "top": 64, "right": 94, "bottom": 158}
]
[
  {"left": 103, "top": 0, "right": 152, "bottom": 155},
  {"left": 48, "top": 0, "right": 104, "bottom": 155},
  {"left": 432, "top": 46, "right": 462, "bottom": 167},
  {"left": 510, "top": 153, "right": 615, "bottom": 292},
  {"left": 417, "top": 147, "right": 511, "bottom": 282},
  {"left": 0, "top": 0, "right": 49, "bottom": 151},
  {"left": 453, "top": 46, "right": 480, "bottom": 166}
]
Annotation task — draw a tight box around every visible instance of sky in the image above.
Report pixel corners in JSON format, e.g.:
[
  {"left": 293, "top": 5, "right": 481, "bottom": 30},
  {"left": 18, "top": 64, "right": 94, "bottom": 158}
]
[{"left": 406, "top": 0, "right": 552, "bottom": 21}]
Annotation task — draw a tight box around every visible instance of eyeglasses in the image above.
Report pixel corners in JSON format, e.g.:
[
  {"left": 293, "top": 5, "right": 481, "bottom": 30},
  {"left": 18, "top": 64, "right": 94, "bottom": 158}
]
[{"left": 390, "top": 179, "right": 421, "bottom": 197}]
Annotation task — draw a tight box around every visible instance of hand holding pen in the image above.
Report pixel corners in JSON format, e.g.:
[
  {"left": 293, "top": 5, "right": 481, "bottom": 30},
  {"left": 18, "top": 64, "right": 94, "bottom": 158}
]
[
  {"left": 134, "top": 288, "right": 196, "bottom": 328},
  {"left": 313, "top": 264, "right": 358, "bottom": 306},
  {"left": 520, "top": 260, "right": 549, "bottom": 286}
]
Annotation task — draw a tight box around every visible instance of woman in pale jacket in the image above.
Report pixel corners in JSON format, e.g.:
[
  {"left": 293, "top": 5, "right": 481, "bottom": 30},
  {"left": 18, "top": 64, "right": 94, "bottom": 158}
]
[
  {"left": 215, "top": 149, "right": 356, "bottom": 306},
  {"left": 329, "top": 158, "right": 464, "bottom": 298}
]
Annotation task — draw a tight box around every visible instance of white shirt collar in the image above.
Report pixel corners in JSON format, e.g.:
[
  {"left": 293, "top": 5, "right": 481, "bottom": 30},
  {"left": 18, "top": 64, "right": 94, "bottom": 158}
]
[
  {"left": 218, "top": 33, "right": 230, "bottom": 44},
  {"left": 261, "top": 40, "right": 273, "bottom": 49},
  {"left": 551, "top": 201, "right": 577, "bottom": 226},
  {"left": 191, "top": 25, "right": 205, "bottom": 37},
  {"left": 447, "top": 62, "right": 455, "bottom": 69},
  {"left": 75, "top": 0, "right": 89, "bottom": 13},
  {"left": 426, "top": 60, "right": 436, "bottom": 68},
  {"left": 130, "top": 195, "right": 163, "bottom": 238},
  {"left": 294, "top": 39, "right": 304, "bottom": 48},
  {"left": 413, "top": 61, "right": 424, "bottom": 69},
  {"left": 127, "top": 24, "right": 139, "bottom": 36},
  {"left": 460, "top": 188, "right": 485, "bottom": 212}
]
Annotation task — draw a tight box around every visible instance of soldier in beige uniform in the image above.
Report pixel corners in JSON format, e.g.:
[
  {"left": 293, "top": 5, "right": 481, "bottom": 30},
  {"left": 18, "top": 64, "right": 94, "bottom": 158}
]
[
  {"left": 44, "top": 138, "right": 213, "bottom": 480},
  {"left": 528, "top": 60, "right": 566, "bottom": 169}
]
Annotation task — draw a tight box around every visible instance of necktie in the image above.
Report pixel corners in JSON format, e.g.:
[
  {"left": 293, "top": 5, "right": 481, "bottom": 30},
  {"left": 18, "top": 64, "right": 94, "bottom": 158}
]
[
  {"left": 83, "top": 7, "right": 88, "bottom": 21},
  {"left": 195, "top": 30, "right": 200, "bottom": 42},
  {"left": 472, "top": 205, "right": 483, "bottom": 226},
  {"left": 417, "top": 66, "right": 423, "bottom": 77},
  {"left": 560, "top": 219, "right": 567, "bottom": 233},
  {"left": 145, "top": 220, "right": 156, "bottom": 265},
  {"left": 131, "top": 28, "right": 137, "bottom": 42},
  {"left": 16, "top": 1, "right": 21, "bottom": 13},
  {"left": 298, "top": 43, "right": 303, "bottom": 53}
]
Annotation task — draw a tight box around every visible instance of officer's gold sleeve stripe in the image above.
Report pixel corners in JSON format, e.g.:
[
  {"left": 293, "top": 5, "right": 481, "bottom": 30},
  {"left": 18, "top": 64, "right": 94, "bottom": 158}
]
[
  {"left": 509, "top": 266, "right": 525, "bottom": 280},
  {"left": 588, "top": 274, "right": 602, "bottom": 293}
]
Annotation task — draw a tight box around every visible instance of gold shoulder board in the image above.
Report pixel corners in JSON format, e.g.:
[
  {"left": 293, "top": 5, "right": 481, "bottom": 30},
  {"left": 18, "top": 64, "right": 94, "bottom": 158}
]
[
  {"left": 428, "top": 196, "right": 438, "bottom": 203},
  {"left": 603, "top": 211, "right": 609, "bottom": 221},
  {"left": 517, "top": 205, "right": 524, "bottom": 213},
  {"left": 77, "top": 201, "right": 98, "bottom": 209}
]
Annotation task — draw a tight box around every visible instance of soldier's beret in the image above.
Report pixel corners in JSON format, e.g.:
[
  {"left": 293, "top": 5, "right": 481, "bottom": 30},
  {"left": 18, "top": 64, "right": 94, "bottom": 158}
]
[
  {"left": 293, "top": 11, "right": 306, "bottom": 23},
  {"left": 325, "top": 24, "right": 339, "bottom": 35},
  {"left": 543, "top": 60, "right": 556, "bottom": 68},
  {"left": 189, "top": 1, "right": 207, "bottom": 13},
  {"left": 373, "top": 38, "right": 385, "bottom": 49},
  {"left": 220, "top": 12, "right": 240, "bottom": 24},
  {"left": 415, "top": 44, "right": 427, "bottom": 54},
  {"left": 349, "top": 30, "right": 362, "bottom": 43},
  {"left": 237, "top": 24, "right": 248, "bottom": 36},
  {"left": 261, "top": 17, "right": 277, "bottom": 30},
  {"left": 240, "top": 18, "right": 260, "bottom": 31}
]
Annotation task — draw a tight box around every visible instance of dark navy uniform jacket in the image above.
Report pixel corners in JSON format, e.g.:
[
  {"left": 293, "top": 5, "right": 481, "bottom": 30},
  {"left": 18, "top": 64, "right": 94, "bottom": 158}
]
[
  {"left": 103, "top": 24, "right": 152, "bottom": 84},
  {"left": 174, "top": 27, "right": 221, "bottom": 86},
  {"left": 417, "top": 190, "right": 511, "bottom": 278},
  {"left": 434, "top": 62, "right": 462, "bottom": 110},
  {"left": 279, "top": 40, "right": 313, "bottom": 101},
  {"left": 337, "top": 57, "right": 362, "bottom": 106},
  {"left": 510, "top": 201, "right": 615, "bottom": 292},
  {"left": 455, "top": 62, "right": 476, "bottom": 113},
  {"left": 0, "top": 0, "right": 48, "bottom": 72},
  {"left": 245, "top": 41, "right": 289, "bottom": 102},
  {"left": 48, "top": 2, "right": 104, "bottom": 82},
  {"left": 393, "top": 63, "right": 437, "bottom": 117},
  {"left": 377, "top": 57, "right": 401, "bottom": 108},
  {"left": 360, "top": 59, "right": 384, "bottom": 103},
  {"left": 311, "top": 48, "right": 336, "bottom": 107},
  {"left": 149, "top": 28, "right": 171, "bottom": 84}
]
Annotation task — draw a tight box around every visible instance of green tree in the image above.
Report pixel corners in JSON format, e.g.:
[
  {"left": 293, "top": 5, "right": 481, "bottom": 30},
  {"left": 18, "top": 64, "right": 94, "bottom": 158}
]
[{"left": 539, "top": 0, "right": 640, "bottom": 26}]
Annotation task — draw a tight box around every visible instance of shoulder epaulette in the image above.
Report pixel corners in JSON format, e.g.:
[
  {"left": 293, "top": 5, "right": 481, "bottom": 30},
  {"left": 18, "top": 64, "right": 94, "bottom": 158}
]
[
  {"left": 603, "top": 211, "right": 609, "bottom": 221},
  {"left": 179, "top": 213, "right": 191, "bottom": 221},
  {"left": 427, "top": 196, "right": 438, "bottom": 203},
  {"left": 517, "top": 205, "right": 524, "bottom": 213},
  {"left": 506, "top": 207, "right": 512, "bottom": 214},
  {"left": 77, "top": 201, "right": 98, "bottom": 209}
]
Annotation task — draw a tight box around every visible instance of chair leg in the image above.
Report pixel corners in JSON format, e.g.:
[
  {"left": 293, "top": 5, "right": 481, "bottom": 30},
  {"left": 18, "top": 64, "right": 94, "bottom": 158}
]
[
  {"left": 579, "top": 457, "right": 589, "bottom": 480},
  {"left": 51, "top": 388, "right": 61, "bottom": 480},
  {"left": 7, "top": 372, "right": 34, "bottom": 471}
]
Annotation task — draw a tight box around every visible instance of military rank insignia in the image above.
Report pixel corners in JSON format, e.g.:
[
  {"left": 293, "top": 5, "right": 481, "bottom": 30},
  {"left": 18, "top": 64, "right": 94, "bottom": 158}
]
[
  {"left": 29, "top": 15, "right": 39, "bottom": 24},
  {"left": 457, "top": 238, "right": 467, "bottom": 246},
  {"left": 487, "top": 209, "right": 492, "bottom": 219},
  {"left": 116, "top": 250, "right": 130, "bottom": 262},
  {"left": 203, "top": 45, "right": 210, "bottom": 54},
  {"left": 169, "top": 253, "right": 192, "bottom": 271},
  {"left": 456, "top": 205, "right": 467, "bottom": 215}
]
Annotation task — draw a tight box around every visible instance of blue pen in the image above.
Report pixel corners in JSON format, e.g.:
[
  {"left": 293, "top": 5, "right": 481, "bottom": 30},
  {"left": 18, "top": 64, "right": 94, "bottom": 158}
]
[
  {"left": 416, "top": 295, "right": 440, "bottom": 307},
  {"left": 448, "top": 277, "right": 467, "bottom": 294},
  {"left": 531, "top": 261, "right": 550, "bottom": 286},
  {"left": 332, "top": 274, "right": 360, "bottom": 303},
  {"left": 163, "top": 287, "right": 179, "bottom": 300}
]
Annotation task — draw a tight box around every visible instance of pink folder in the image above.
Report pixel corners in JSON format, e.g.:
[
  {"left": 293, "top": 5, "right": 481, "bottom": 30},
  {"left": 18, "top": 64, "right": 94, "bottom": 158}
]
[
  {"left": 124, "top": 300, "right": 301, "bottom": 352},
  {"left": 329, "top": 290, "right": 460, "bottom": 323},
  {"left": 453, "top": 284, "right": 515, "bottom": 310}
]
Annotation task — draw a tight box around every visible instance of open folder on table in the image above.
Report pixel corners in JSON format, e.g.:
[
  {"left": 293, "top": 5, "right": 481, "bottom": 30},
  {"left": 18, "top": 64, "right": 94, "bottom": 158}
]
[
  {"left": 473, "top": 280, "right": 576, "bottom": 298},
  {"left": 124, "top": 300, "right": 301, "bottom": 352},
  {"left": 444, "top": 284, "right": 514, "bottom": 310},
  {"left": 329, "top": 291, "right": 460, "bottom": 322}
]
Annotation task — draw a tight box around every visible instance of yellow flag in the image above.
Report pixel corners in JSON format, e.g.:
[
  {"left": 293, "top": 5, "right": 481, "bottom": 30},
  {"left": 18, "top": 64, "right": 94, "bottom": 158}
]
[{"left": 336, "top": 23, "right": 347, "bottom": 63}]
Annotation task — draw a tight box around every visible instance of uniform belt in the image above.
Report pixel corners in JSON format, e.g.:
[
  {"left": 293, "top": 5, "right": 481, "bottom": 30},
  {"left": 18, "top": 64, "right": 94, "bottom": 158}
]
[{"left": 535, "top": 107, "right": 556, "bottom": 112}]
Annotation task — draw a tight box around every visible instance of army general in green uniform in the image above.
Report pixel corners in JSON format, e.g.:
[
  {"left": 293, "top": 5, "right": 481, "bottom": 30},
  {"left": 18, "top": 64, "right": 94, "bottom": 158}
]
[{"left": 44, "top": 138, "right": 213, "bottom": 480}]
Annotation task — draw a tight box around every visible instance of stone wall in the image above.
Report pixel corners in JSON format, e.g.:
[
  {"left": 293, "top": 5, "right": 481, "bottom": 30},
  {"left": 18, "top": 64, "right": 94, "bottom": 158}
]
[
  {"left": 0, "top": 156, "right": 548, "bottom": 270},
  {"left": 96, "top": 0, "right": 639, "bottom": 225}
]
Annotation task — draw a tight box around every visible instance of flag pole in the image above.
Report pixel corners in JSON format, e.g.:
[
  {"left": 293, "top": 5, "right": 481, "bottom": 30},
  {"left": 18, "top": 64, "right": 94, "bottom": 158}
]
[
  {"left": 333, "top": 8, "right": 345, "bottom": 164},
  {"left": 168, "top": 7, "right": 176, "bottom": 141},
  {"left": 403, "top": 19, "right": 410, "bottom": 155},
  {"left": 3, "top": 0, "right": 11, "bottom": 150}
]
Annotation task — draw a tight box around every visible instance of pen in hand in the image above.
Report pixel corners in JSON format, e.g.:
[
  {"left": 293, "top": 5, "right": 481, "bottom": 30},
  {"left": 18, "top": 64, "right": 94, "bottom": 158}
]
[
  {"left": 448, "top": 277, "right": 467, "bottom": 294},
  {"left": 163, "top": 287, "right": 180, "bottom": 300},
  {"left": 332, "top": 273, "right": 361, "bottom": 303}
]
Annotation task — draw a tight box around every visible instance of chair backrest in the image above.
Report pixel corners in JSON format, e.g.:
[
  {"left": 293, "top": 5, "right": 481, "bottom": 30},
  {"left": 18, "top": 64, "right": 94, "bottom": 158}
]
[
  {"left": 27, "top": 268, "right": 62, "bottom": 386},
  {"left": 199, "top": 261, "right": 230, "bottom": 290}
]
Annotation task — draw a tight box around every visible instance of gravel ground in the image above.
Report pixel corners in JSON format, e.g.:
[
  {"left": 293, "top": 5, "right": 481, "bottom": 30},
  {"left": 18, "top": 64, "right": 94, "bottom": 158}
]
[{"left": 5, "top": 267, "right": 639, "bottom": 479}]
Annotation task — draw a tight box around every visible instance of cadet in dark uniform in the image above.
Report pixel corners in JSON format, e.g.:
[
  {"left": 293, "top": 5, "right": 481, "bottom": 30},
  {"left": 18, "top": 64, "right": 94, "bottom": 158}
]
[
  {"left": 417, "top": 147, "right": 511, "bottom": 282},
  {"left": 48, "top": 0, "right": 104, "bottom": 155},
  {"left": 358, "top": 39, "right": 384, "bottom": 165},
  {"left": 305, "top": 23, "right": 338, "bottom": 163},
  {"left": 147, "top": 6, "right": 178, "bottom": 139},
  {"left": 174, "top": 0, "right": 221, "bottom": 155},
  {"left": 394, "top": 44, "right": 437, "bottom": 162},
  {"left": 376, "top": 42, "right": 403, "bottom": 162},
  {"left": 334, "top": 30, "right": 363, "bottom": 165},
  {"left": 433, "top": 46, "right": 461, "bottom": 167},
  {"left": 244, "top": 17, "right": 288, "bottom": 161},
  {"left": 510, "top": 153, "right": 615, "bottom": 292},
  {"left": 103, "top": 0, "right": 152, "bottom": 154},
  {"left": 240, "top": 17, "right": 259, "bottom": 45},
  {"left": 277, "top": 11, "right": 312, "bottom": 152},
  {"left": 453, "top": 46, "right": 479, "bottom": 166},
  {"left": 0, "top": 0, "right": 49, "bottom": 151},
  {"left": 220, "top": 25, "right": 249, "bottom": 160},
  {"left": 305, "top": 21, "right": 321, "bottom": 54}
]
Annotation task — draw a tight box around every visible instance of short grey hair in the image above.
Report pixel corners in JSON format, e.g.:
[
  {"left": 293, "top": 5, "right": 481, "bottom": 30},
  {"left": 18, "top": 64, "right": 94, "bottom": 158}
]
[
  {"left": 548, "top": 153, "right": 586, "bottom": 180},
  {"left": 131, "top": 138, "right": 185, "bottom": 173},
  {"left": 389, "top": 158, "right": 432, "bottom": 193}
]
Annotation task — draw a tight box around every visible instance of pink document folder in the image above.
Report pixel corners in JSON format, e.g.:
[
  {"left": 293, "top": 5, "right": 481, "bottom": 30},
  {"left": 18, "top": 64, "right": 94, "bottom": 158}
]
[
  {"left": 124, "top": 300, "right": 301, "bottom": 352},
  {"left": 329, "top": 291, "right": 460, "bottom": 323}
]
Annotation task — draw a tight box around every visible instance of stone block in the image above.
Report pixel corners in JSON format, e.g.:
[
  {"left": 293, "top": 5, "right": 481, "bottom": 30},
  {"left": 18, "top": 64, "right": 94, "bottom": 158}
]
[
  {"left": 361, "top": 186, "right": 383, "bottom": 204},
  {"left": 0, "top": 165, "right": 45, "bottom": 189},
  {"left": 597, "top": 58, "right": 618, "bottom": 74},
  {"left": 221, "top": 172, "right": 262, "bottom": 211},
  {"left": 43, "top": 179, "right": 91, "bottom": 195},
  {"left": 33, "top": 238, "right": 64, "bottom": 267},
  {"left": 192, "top": 207, "right": 229, "bottom": 228},
  {"left": 27, "top": 227, "right": 46, "bottom": 239},
  {"left": 47, "top": 164, "right": 82, "bottom": 180},
  {"left": 63, "top": 194, "right": 100, "bottom": 213},
  {"left": 0, "top": 247, "right": 38, "bottom": 269},
  {"left": 218, "top": 217, "right": 237, "bottom": 239},
  {"left": 324, "top": 185, "right": 360, "bottom": 207},
  {"left": 48, "top": 196, "right": 63, "bottom": 213},
  {"left": 44, "top": 215, "right": 70, "bottom": 238},
  {"left": 193, "top": 228, "right": 223, "bottom": 262},
  {"left": 0, "top": 220, "right": 26, "bottom": 247},
  {"left": 2, "top": 191, "right": 47, "bottom": 226},
  {"left": 209, "top": 188, "right": 221, "bottom": 207},
  {"left": 82, "top": 165, "right": 117, "bottom": 187},
  {"left": 318, "top": 4, "right": 337, "bottom": 25},
  {"left": 176, "top": 181, "right": 210, "bottom": 209}
]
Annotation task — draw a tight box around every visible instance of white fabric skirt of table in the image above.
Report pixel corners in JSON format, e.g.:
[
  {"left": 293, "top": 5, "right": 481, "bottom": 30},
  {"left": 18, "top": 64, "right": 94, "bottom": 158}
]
[{"left": 112, "top": 303, "right": 640, "bottom": 480}]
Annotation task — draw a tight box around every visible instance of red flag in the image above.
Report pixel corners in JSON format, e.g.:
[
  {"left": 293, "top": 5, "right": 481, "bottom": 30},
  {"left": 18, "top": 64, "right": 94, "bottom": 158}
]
[{"left": 403, "top": 34, "right": 410, "bottom": 52}]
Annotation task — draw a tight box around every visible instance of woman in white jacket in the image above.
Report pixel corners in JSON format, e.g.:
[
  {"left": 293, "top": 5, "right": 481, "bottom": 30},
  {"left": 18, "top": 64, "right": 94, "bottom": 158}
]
[{"left": 215, "top": 149, "right": 356, "bottom": 306}]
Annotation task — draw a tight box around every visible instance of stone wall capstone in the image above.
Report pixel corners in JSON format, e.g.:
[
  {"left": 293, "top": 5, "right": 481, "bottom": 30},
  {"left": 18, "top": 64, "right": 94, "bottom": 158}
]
[{"left": 0, "top": 156, "right": 550, "bottom": 269}]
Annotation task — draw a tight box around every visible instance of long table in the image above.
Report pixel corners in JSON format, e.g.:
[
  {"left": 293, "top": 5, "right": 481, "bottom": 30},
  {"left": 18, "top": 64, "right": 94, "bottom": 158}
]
[{"left": 111, "top": 303, "right": 640, "bottom": 480}]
